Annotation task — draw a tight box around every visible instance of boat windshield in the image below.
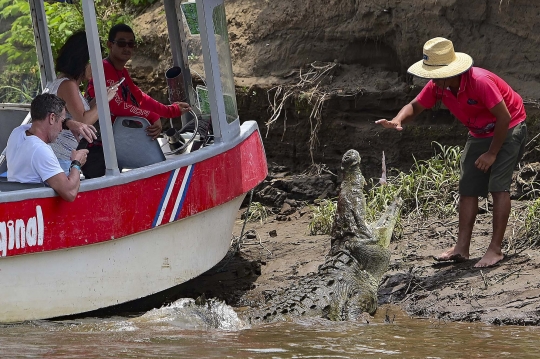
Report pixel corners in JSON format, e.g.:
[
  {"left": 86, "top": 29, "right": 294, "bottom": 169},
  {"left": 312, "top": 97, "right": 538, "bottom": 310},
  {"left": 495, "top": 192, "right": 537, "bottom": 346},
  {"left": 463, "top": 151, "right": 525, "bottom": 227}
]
[{"left": 212, "top": 4, "right": 238, "bottom": 124}]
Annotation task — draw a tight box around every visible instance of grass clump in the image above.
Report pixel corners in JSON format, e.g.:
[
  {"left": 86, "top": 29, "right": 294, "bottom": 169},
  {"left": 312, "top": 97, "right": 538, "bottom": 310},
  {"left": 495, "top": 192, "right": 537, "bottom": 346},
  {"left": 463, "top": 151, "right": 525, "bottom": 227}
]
[
  {"left": 244, "top": 202, "right": 269, "bottom": 224},
  {"left": 308, "top": 199, "right": 337, "bottom": 235},
  {"left": 366, "top": 142, "right": 461, "bottom": 222},
  {"left": 307, "top": 142, "right": 462, "bottom": 235},
  {"left": 504, "top": 199, "right": 540, "bottom": 253},
  {"left": 518, "top": 198, "right": 540, "bottom": 249}
]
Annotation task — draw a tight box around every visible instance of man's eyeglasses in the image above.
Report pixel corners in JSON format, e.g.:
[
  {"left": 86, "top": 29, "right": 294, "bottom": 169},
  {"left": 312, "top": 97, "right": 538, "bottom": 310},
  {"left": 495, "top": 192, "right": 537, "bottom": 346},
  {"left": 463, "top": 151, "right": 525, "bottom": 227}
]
[
  {"left": 112, "top": 40, "right": 137, "bottom": 48},
  {"left": 50, "top": 112, "right": 66, "bottom": 124}
]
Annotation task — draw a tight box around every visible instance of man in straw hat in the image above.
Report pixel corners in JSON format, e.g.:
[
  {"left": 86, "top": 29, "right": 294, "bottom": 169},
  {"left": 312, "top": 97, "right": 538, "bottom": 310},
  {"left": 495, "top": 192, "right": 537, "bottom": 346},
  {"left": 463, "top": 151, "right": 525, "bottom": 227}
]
[{"left": 376, "top": 37, "right": 527, "bottom": 268}]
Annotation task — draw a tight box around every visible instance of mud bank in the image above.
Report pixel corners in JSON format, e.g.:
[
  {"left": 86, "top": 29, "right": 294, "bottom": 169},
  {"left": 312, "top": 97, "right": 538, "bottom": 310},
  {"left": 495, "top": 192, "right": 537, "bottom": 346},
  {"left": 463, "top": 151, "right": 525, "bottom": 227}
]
[{"left": 131, "top": 0, "right": 540, "bottom": 178}]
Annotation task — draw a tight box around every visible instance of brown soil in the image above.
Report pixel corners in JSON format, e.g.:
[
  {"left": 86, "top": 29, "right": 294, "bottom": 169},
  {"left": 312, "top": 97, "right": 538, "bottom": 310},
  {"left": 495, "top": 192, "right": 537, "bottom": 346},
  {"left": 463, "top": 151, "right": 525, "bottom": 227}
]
[{"left": 131, "top": 0, "right": 540, "bottom": 325}]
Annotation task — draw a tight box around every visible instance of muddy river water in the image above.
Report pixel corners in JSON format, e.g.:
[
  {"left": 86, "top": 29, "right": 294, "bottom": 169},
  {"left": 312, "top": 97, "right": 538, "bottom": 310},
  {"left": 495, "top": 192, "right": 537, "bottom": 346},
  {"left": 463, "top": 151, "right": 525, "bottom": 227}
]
[{"left": 1, "top": 301, "right": 539, "bottom": 358}]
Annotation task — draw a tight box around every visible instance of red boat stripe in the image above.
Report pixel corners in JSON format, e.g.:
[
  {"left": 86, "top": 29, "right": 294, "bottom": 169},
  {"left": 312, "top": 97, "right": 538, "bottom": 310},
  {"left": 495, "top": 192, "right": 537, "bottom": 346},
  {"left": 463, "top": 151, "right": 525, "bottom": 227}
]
[
  {"left": 152, "top": 168, "right": 180, "bottom": 227},
  {"left": 0, "top": 131, "right": 268, "bottom": 257},
  {"left": 172, "top": 164, "right": 195, "bottom": 221},
  {"left": 170, "top": 164, "right": 194, "bottom": 222}
]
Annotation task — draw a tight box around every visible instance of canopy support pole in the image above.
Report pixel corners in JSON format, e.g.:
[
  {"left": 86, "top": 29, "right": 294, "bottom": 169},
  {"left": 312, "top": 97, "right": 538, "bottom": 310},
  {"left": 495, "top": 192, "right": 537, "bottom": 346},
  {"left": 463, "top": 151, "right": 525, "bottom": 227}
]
[
  {"left": 81, "top": 0, "right": 120, "bottom": 176},
  {"left": 29, "top": 0, "right": 56, "bottom": 90}
]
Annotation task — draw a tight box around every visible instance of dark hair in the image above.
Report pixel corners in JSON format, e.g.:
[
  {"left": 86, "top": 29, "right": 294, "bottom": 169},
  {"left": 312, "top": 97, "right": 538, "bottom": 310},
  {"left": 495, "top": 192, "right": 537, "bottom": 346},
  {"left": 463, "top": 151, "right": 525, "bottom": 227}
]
[
  {"left": 55, "top": 31, "right": 89, "bottom": 81},
  {"left": 108, "top": 24, "right": 135, "bottom": 42},
  {"left": 31, "top": 94, "right": 66, "bottom": 121}
]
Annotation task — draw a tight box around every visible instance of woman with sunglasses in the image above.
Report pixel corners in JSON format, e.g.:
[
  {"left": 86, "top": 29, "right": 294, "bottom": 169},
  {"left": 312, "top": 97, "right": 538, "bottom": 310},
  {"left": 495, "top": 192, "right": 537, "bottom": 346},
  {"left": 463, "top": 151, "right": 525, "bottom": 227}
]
[{"left": 47, "top": 31, "right": 117, "bottom": 173}]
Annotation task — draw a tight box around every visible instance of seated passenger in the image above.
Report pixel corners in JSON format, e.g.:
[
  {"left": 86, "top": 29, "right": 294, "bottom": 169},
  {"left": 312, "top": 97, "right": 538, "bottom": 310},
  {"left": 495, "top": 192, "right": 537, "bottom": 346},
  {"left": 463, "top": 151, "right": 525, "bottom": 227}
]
[
  {"left": 6, "top": 94, "right": 88, "bottom": 202},
  {"left": 84, "top": 23, "right": 191, "bottom": 178},
  {"left": 48, "top": 30, "right": 117, "bottom": 173}
]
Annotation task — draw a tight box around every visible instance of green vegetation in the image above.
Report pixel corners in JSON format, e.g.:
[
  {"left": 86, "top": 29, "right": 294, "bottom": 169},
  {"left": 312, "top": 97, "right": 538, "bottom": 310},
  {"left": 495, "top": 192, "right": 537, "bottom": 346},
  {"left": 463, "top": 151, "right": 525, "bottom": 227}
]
[
  {"left": 307, "top": 142, "right": 462, "bottom": 236},
  {"left": 244, "top": 202, "right": 269, "bottom": 224},
  {"left": 180, "top": 1, "right": 200, "bottom": 35},
  {"left": 366, "top": 142, "right": 461, "bottom": 222},
  {"left": 308, "top": 199, "right": 337, "bottom": 235},
  {"left": 0, "top": 0, "right": 130, "bottom": 103},
  {"left": 128, "top": 0, "right": 158, "bottom": 6},
  {"left": 520, "top": 198, "right": 540, "bottom": 248}
]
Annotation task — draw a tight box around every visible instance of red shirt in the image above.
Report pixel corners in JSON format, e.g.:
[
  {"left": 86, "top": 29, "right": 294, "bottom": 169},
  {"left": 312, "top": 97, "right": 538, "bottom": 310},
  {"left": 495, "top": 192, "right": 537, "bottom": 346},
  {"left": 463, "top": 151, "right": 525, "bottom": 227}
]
[
  {"left": 87, "top": 59, "right": 181, "bottom": 124},
  {"left": 416, "top": 67, "right": 526, "bottom": 138}
]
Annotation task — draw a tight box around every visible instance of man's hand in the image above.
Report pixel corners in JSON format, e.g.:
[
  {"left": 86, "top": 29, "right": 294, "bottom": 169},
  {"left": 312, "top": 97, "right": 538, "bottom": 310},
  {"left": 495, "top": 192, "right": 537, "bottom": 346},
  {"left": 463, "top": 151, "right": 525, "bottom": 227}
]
[
  {"left": 375, "top": 118, "right": 403, "bottom": 131},
  {"left": 174, "top": 102, "right": 191, "bottom": 114},
  {"left": 475, "top": 152, "right": 497, "bottom": 173},
  {"left": 46, "top": 149, "right": 88, "bottom": 202},
  {"left": 67, "top": 120, "right": 97, "bottom": 143},
  {"left": 71, "top": 149, "right": 89, "bottom": 166},
  {"left": 146, "top": 120, "right": 163, "bottom": 140}
]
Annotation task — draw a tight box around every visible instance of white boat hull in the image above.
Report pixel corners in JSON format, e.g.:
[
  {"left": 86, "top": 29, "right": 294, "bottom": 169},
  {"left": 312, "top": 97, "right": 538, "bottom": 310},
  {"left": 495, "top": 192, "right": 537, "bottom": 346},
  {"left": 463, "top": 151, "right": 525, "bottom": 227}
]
[{"left": 0, "top": 195, "right": 244, "bottom": 322}]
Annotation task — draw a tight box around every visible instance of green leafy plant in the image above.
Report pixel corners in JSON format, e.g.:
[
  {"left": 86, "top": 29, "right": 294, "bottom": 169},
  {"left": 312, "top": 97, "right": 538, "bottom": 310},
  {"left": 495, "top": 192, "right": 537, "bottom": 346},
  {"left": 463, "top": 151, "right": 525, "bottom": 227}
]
[
  {"left": 0, "top": 0, "right": 37, "bottom": 71},
  {"left": 520, "top": 198, "right": 540, "bottom": 248},
  {"left": 244, "top": 202, "right": 269, "bottom": 224},
  {"left": 306, "top": 142, "right": 462, "bottom": 236},
  {"left": 0, "top": 84, "right": 34, "bottom": 103},
  {"left": 366, "top": 142, "right": 461, "bottom": 222},
  {"left": 129, "top": 0, "right": 158, "bottom": 6},
  {"left": 0, "top": 0, "right": 130, "bottom": 102},
  {"left": 308, "top": 199, "right": 337, "bottom": 235}
]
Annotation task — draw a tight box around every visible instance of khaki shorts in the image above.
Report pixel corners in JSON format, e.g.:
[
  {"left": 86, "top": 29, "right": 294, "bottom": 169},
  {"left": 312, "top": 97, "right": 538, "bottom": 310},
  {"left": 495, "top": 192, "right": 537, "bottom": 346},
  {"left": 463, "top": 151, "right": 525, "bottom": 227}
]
[{"left": 459, "top": 121, "right": 527, "bottom": 197}]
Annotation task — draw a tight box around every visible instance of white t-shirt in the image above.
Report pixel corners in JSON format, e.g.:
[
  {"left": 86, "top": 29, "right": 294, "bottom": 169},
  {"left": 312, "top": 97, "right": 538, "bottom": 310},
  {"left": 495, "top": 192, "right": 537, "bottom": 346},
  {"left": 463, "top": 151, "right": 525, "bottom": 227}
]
[{"left": 6, "top": 124, "right": 64, "bottom": 184}]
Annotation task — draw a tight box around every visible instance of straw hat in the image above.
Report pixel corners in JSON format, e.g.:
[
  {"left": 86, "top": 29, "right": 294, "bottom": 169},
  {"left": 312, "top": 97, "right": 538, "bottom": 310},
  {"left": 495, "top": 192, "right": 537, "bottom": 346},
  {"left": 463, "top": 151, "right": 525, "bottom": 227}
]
[{"left": 407, "top": 37, "right": 473, "bottom": 79}]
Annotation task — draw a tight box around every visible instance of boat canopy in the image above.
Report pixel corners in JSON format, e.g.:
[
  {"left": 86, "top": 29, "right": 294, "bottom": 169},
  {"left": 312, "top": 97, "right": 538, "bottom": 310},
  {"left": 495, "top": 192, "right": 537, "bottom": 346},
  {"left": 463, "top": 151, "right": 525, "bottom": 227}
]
[{"left": 10, "top": 0, "right": 240, "bottom": 176}]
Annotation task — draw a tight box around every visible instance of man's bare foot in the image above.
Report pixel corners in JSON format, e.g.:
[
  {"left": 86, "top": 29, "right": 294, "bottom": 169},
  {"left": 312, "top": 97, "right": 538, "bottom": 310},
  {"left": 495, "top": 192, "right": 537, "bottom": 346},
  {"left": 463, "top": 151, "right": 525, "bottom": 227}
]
[
  {"left": 474, "top": 249, "right": 504, "bottom": 268},
  {"left": 433, "top": 247, "right": 469, "bottom": 262}
]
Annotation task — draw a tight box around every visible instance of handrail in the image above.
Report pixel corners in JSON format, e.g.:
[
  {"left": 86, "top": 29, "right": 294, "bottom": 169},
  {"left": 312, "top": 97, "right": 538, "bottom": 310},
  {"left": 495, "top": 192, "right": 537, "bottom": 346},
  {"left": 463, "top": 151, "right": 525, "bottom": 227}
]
[
  {"left": 81, "top": 0, "right": 120, "bottom": 177},
  {"left": 0, "top": 104, "right": 31, "bottom": 111}
]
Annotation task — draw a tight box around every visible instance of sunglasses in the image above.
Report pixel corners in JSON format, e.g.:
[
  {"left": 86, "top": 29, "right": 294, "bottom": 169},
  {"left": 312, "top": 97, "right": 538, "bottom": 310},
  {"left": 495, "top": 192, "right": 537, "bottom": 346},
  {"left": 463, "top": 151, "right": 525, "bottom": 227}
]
[{"left": 112, "top": 40, "right": 137, "bottom": 48}]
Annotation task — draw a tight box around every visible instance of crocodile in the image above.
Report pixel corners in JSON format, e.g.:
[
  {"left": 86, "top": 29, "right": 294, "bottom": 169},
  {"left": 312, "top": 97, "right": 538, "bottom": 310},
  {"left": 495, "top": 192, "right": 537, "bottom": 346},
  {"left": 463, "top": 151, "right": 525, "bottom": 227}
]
[{"left": 246, "top": 149, "right": 401, "bottom": 322}]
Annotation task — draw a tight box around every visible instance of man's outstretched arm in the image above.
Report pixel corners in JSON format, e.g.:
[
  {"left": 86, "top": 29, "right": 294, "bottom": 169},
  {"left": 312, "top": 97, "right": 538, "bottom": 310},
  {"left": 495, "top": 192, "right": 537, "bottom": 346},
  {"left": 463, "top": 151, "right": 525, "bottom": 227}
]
[{"left": 375, "top": 98, "right": 426, "bottom": 130}]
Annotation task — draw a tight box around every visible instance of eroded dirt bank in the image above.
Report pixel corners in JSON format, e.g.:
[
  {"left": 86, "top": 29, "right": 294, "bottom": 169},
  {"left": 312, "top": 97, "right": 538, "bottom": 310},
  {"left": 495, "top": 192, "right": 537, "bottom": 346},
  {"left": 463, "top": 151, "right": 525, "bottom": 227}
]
[
  {"left": 130, "top": 0, "right": 540, "bottom": 324},
  {"left": 132, "top": 0, "right": 540, "bottom": 178}
]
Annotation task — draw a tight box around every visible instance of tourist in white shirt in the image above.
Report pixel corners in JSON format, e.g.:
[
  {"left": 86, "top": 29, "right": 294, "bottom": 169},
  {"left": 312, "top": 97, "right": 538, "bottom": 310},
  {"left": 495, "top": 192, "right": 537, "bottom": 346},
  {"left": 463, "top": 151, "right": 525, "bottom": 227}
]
[{"left": 6, "top": 94, "right": 88, "bottom": 202}]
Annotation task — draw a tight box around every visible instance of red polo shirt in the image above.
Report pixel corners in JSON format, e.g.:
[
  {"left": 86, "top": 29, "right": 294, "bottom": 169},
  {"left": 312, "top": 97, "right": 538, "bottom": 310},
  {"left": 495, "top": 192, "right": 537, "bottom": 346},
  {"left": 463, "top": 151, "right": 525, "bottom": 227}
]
[{"left": 416, "top": 67, "right": 526, "bottom": 138}]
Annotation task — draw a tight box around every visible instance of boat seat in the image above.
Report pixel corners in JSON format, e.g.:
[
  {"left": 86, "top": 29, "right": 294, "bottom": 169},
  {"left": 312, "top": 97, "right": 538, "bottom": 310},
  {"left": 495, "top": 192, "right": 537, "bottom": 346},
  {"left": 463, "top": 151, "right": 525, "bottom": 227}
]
[
  {"left": 0, "top": 179, "right": 45, "bottom": 192},
  {"left": 113, "top": 116, "right": 166, "bottom": 170}
]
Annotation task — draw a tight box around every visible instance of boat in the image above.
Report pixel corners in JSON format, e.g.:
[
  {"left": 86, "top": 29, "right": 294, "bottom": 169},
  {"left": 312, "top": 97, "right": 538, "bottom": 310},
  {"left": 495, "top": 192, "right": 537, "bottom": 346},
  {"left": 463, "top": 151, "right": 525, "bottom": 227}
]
[{"left": 0, "top": 0, "right": 267, "bottom": 323}]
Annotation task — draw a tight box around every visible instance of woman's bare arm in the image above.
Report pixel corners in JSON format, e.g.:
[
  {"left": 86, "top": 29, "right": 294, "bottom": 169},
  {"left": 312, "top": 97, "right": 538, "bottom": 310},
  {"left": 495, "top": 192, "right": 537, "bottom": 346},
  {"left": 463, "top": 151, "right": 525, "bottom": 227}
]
[{"left": 56, "top": 79, "right": 99, "bottom": 125}]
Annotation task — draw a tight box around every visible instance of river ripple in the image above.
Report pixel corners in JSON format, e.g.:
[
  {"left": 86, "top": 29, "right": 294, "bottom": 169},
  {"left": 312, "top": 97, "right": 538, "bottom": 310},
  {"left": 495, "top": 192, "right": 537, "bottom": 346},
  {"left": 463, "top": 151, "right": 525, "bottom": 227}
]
[{"left": 1, "top": 303, "right": 539, "bottom": 358}]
